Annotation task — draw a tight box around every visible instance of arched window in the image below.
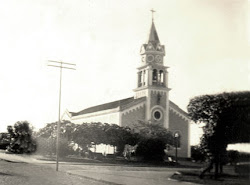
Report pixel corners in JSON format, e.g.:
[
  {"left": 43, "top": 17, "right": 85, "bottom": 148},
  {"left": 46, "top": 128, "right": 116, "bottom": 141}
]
[
  {"left": 140, "top": 71, "right": 143, "bottom": 85},
  {"left": 159, "top": 70, "right": 164, "bottom": 85},
  {"left": 138, "top": 71, "right": 142, "bottom": 87},
  {"left": 153, "top": 69, "right": 157, "bottom": 84},
  {"left": 142, "top": 70, "right": 146, "bottom": 85}
]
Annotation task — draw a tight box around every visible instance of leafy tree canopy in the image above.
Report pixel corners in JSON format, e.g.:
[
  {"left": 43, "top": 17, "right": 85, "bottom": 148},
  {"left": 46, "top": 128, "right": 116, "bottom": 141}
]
[
  {"left": 36, "top": 120, "right": 175, "bottom": 159},
  {"left": 187, "top": 91, "right": 250, "bottom": 178},
  {"left": 36, "top": 121, "right": 138, "bottom": 153},
  {"left": 36, "top": 120, "right": 76, "bottom": 140},
  {"left": 187, "top": 91, "right": 250, "bottom": 145},
  {"left": 133, "top": 120, "right": 174, "bottom": 145},
  {"left": 7, "top": 121, "right": 36, "bottom": 154},
  {"left": 131, "top": 121, "right": 174, "bottom": 161}
]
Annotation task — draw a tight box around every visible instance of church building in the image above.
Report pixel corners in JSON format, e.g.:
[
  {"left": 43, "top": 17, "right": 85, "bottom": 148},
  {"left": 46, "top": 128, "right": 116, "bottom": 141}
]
[{"left": 62, "top": 17, "right": 191, "bottom": 158}]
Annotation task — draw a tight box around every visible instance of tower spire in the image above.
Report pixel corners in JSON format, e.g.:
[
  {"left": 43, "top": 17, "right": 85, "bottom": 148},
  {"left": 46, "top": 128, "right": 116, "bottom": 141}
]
[
  {"left": 148, "top": 21, "right": 160, "bottom": 43},
  {"left": 148, "top": 10, "right": 160, "bottom": 44}
]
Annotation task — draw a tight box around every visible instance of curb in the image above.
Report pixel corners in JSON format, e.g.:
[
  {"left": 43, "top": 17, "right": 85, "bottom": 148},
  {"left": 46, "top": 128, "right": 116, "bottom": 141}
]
[{"left": 66, "top": 171, "right": 123, "bottom": 185}]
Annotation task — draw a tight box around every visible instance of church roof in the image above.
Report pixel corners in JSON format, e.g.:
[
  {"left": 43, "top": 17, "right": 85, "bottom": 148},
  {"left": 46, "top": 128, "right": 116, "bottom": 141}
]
[
  {"left": 70, "top": 96, "right": 188, "bottom": 118},
  {"left": 70, "top": 97, "right": 146, "bottom": 117},
  {"left": 169, "top": 101, "right": 189, "bottom": 117}
]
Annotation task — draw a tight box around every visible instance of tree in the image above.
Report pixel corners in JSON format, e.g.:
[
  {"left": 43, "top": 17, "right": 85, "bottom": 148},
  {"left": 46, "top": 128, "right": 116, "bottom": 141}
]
[
  {"left": 36, "top": 121, "right": 173, "bottom": 160},
  {"left": 87, "top": 122, "right": 107, "bottom": 146},
  {"left": 133, "top": 121, "right": 174, "bottom": 144},
  {"left": 103, "top": 124, "right": 139, "bottom": 155},
  {"left": 36, "top": 120, "right": 76, "bottom": 140},
  {"left": 0, "top": 132, "right": 11, "bottom": 149},
  {"left": 71, "top": 122, "right": 106, "bottom": 153},
  {"left": 35, "top": 120, "right": 76, "bottom": 156},
  {"left": 187, "top": 91, "right": 250, "bottom": 178},
  {"left": 71, "top": 122, "right": 138, "bottom": 155},
  {"left": 133, "top": 121, "right": 174, "bottom": 161},
  {"left": 7, "top": 121, "right": 37, "bottom": 154}
]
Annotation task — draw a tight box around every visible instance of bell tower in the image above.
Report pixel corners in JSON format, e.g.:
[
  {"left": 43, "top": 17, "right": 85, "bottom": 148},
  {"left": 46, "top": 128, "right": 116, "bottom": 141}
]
[{"left": 134, "top": 11, "right": 171, "bottom": 128}]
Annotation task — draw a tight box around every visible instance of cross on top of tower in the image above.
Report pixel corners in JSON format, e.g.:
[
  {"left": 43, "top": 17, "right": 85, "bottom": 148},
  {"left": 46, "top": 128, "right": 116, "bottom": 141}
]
[
  {"left": 148, "top": 9, "right": 160, "bottom": 44},
  {"left": 150, "top": 9, "right": 156, "bottom": 22}
]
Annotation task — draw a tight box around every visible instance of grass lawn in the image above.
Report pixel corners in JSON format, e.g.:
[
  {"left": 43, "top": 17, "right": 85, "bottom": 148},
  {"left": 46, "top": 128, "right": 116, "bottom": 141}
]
[
  {"left": 171, "top": 169, "right": 250, "bottom": 185},
  {"left": 36, "top": 154, "right": 202, "bottom": 168}
]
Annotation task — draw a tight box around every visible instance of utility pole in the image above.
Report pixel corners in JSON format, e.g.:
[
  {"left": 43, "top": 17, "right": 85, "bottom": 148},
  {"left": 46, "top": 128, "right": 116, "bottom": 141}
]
[{"left": 48, "top": 60, "right": 76, "bottom": 171}]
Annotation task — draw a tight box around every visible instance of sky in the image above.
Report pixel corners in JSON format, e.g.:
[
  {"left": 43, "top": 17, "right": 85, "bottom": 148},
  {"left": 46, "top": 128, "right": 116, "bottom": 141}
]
[{"left": 0, "top": 0, "right": 249, "bottom": 146}]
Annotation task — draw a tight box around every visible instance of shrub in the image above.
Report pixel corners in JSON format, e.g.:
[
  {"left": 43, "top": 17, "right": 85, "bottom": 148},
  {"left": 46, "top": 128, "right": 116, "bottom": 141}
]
[
  {"left": 191, "top": 145, "right": 206, "bottom": 162},
  {"left": 227, "top": 150, "right": 240, "bottom": 165},
  {"left": 135, "top": 138, "right": 166, "bottom": 161}
]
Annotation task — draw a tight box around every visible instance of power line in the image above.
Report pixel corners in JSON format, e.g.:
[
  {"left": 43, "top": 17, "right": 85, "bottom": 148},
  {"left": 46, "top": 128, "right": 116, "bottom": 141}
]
[{"left": 47, "top": 60, "right": 76, "bottom": 171}]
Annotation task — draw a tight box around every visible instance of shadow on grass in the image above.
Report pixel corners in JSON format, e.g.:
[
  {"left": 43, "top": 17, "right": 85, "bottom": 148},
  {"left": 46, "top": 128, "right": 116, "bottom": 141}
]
[
  {"left": 171, "top": 170, "right": 249, "bottom": 185},
  {"left": 37, "top": 155, "right": 187, "bottom": 168},
  {"left": 0, "top": 172, "right": 13, "bottom": 176}
]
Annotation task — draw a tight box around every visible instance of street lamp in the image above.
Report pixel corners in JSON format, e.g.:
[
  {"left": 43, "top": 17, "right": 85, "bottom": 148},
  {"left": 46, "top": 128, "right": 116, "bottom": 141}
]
[{"left": 174, "top": 132, "right": 179, "bottom": 163}]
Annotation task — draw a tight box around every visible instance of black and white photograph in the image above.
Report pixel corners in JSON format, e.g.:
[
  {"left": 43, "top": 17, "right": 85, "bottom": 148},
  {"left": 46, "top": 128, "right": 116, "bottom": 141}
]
[{"left": 0, "top": 0, "right": 249, "bottom": 184}]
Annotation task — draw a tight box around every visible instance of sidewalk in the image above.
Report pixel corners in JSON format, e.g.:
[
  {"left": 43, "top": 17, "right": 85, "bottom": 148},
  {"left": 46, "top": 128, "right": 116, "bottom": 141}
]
[{"left": 0, "top": 150, "right": 54, "bottom": 164}]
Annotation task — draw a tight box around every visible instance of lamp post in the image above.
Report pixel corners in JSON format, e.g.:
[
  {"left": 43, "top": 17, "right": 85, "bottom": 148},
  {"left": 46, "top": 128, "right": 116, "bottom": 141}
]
[{"left": 174, "top": 132, "right": 179, "bottom": 163}]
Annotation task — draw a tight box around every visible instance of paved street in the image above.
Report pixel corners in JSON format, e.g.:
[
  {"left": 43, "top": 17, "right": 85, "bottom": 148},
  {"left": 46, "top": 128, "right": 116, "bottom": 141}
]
[{"left": 0, "top": 151, "right": 196, "bottom": 185}]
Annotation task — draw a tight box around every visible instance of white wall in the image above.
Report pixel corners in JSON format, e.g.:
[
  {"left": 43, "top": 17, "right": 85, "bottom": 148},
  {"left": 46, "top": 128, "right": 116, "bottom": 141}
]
[{"left": 71, "top": 111, "right": 120, "bottom": 125}]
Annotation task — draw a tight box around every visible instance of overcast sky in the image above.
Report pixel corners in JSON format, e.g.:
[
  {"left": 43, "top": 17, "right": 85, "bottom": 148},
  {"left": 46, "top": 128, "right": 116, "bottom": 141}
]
[{"left": 0, "top": 0, "right": 249, "bottom": 146}]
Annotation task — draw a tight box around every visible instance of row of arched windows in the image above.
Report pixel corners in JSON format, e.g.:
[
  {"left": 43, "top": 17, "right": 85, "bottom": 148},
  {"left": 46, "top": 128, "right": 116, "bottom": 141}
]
[
  {"left": 138, "top": 69, "right": 165, "bottom": 87},
  {"left": 153, "top": 69, "right": 164, "bottom": 85}
]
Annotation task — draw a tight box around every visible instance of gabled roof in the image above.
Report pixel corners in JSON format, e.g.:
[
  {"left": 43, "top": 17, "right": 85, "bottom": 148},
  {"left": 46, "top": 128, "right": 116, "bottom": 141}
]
[
  {"left": 70, "top": 97, "right": 146, "bottom": 117},
  {"left": 70, "top": 96, "right": 188, "bottom": 118},
  {"left": 120, "top": 97, "right": 146, "bottom": 111},
  {"left": 169, "top": 101, "right": 189, "bottom": 117}
]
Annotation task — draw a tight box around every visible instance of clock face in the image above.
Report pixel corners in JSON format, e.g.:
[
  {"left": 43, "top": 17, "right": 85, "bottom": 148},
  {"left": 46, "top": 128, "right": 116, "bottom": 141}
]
[
  {"left": 155, "top": 55, "right": 162, "bottom": 63},
  {"left": 147, "top": 55, "right": 154, "bottom": 62}
]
